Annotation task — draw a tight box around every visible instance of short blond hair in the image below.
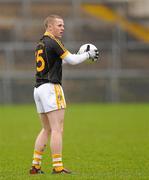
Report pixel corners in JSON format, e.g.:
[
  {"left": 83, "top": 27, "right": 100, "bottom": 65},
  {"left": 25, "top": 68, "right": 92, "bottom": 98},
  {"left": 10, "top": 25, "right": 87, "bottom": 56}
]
[{"left": 44, "top": 14, "right": 63, "bottom": 29}]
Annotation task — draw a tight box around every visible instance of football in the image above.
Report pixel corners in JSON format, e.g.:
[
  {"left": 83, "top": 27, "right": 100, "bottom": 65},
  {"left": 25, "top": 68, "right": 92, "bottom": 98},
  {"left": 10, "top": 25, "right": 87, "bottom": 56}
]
[{"left": 78, "top": 43, "right": 98, "bottom": 54}]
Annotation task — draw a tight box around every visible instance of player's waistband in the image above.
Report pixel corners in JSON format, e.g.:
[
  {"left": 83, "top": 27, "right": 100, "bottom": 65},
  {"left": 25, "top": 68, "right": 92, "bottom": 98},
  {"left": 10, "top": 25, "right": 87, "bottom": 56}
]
[{"left": 35, "top": 79, "right": 61, "bottom": 88}]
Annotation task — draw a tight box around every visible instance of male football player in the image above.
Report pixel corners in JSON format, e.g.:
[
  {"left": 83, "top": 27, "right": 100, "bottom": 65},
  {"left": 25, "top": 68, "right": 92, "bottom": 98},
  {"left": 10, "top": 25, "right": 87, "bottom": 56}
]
[{"left": 30, "top": 14, "right": 99, "bottom": 174}]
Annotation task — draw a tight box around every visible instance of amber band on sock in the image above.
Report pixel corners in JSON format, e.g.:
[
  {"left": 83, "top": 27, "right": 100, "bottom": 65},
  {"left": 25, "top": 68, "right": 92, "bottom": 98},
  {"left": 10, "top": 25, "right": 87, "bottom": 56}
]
[
  {"left": 32, "top": 150, "right": 43, "bottom": 169},
  {"left": 52, "top": 154, "right": 64, "bottom": 172}
]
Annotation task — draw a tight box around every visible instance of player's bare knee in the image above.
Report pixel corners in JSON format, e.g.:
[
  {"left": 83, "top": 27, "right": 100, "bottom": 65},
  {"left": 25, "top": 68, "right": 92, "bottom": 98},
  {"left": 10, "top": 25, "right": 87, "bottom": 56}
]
[
  {"left": 42, "top": 127, "right": 51, "bottom": 135},
  {"left": 51, "top": 128, "right": 61, "bottom": 134}
]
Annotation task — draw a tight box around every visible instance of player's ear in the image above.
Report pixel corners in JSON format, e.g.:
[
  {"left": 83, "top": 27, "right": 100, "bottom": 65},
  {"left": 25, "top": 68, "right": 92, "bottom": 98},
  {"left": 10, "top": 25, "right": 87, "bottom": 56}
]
[{"left": 48, "top": 23, "right": 52, "bottom": 30}]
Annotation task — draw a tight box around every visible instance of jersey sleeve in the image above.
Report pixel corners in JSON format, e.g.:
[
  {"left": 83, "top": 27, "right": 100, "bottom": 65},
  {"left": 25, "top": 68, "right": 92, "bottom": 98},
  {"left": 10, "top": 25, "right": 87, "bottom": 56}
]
[{"left": 51, "top": 38, "right": 69, "bottom": 59}]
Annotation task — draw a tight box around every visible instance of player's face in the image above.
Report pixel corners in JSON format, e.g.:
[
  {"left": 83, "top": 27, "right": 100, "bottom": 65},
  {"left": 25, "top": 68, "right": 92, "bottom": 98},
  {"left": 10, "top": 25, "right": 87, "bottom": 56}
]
[{"left": 49, "top": 18, "right": 64, "bottom": 39}]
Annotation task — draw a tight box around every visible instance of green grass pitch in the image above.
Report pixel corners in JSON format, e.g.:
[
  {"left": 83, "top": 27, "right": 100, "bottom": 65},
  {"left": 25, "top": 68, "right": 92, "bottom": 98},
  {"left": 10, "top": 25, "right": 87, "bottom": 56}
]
[{"left": 0, "top": 104, "right": 149, "bottom": 180}]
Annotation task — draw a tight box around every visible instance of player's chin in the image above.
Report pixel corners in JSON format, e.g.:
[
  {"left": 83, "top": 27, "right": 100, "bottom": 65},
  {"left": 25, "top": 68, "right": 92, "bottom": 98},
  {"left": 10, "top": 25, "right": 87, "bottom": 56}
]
[
  {"left": 57, "top": 35, "right": 62, "bottom": 39},
  {"left": 59, "top": 33, "right": 64, "bottom": 38}
]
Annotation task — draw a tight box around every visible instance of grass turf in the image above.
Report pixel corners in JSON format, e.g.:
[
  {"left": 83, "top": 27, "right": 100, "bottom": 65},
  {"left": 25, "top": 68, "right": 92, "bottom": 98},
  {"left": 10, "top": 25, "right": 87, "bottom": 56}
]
[{"left": 0, "top": 104, "right": 149, "bottom": 180}]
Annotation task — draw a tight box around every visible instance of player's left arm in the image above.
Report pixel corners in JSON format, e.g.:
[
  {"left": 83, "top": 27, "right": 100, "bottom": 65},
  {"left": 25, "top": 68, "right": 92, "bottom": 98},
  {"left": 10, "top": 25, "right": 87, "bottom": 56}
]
[
  {"left": 53, "top": 39, "right": 99, "bottom": 65},
  {"left": 62, "top": 49, "right": 99, "bottom": 65}
]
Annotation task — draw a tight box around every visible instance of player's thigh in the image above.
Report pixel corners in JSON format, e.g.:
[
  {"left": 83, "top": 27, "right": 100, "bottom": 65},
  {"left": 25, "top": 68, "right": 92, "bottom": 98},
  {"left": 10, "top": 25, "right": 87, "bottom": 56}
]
[
  {"left": 38, "top": 83, "right": 66, "bottom": 113},
  {"left": 46, "top": 109, "right": 65, "bottom": 132},
  {"left": 39, "top": 113, "right": 51, "bottom": 131},
  {"left": 34, "top": 87, "right": 44, "bottom": 113}
]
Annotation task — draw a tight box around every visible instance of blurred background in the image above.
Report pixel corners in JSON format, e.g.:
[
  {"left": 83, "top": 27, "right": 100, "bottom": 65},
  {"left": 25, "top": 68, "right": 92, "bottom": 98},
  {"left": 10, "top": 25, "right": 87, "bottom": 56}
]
[{"left": 0, "top": 0, "right": 149, "bottom": 104}]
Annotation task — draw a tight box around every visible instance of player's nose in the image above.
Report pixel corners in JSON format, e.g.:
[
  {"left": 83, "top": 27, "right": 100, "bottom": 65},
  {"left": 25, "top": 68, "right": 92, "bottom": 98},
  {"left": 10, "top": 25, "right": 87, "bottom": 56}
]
[{"left": 61, "top": 26, "right": 64, "bottom": 31}]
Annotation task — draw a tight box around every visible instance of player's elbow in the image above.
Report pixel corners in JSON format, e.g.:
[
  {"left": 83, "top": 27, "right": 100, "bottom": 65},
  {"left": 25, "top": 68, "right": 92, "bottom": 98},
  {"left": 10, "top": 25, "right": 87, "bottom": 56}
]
[
  {"left": 63, "top": 54, "right": 76, "bottom": 65},
  {"left": 67, "top": 60, "right": 77, "bottom": 65},
  {"left": 63, "top": 53, "right": 84, "bottom": 65}
]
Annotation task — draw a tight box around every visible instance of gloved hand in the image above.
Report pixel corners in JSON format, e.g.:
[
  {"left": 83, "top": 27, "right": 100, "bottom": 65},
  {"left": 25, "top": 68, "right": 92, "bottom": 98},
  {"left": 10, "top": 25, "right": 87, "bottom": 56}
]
[
  {"left": 85, "top": 45, "right": 99, "bottom": 61},
  {"left": 87, "top": 49, "right": 99, "bottom": 62}
]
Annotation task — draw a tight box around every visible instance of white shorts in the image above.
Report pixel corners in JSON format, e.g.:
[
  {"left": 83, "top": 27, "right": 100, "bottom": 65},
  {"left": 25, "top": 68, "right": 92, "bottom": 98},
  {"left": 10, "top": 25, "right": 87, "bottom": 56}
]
[{"left": 34, "top": 83, "right": 66, "bottom": 113}]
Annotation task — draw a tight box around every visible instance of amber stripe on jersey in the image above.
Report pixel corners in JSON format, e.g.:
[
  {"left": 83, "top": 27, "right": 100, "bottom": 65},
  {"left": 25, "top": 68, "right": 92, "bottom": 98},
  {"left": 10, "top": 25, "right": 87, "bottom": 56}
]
[{"left": 60, "top": 50, "right": 69, "bottom": 59}]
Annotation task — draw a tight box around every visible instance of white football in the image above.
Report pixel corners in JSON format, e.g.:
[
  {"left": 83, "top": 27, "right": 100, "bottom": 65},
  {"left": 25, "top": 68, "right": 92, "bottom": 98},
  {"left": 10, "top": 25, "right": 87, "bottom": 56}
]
[{"left": 78, "top": 43, "right": 98, "bottom": 54}]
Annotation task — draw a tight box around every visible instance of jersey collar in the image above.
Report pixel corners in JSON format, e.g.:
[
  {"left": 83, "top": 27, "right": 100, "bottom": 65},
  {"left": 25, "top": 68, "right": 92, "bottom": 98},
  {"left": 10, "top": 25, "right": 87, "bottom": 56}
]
[{"left": 44, "top": 31, "right": 55, "bottom": 38}]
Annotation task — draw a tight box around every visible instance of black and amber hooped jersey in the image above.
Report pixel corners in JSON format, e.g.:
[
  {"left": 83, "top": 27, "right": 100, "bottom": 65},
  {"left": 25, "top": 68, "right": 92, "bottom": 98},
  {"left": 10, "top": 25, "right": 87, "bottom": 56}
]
[{"left": 35, "top": 32, "right": 69, "bottom": 87}]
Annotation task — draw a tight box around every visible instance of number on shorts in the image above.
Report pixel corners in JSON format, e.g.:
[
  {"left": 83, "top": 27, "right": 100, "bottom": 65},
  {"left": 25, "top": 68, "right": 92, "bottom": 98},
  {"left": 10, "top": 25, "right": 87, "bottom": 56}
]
[{"left": 36, "top": 49, "right": 45, "bottom": 72}]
